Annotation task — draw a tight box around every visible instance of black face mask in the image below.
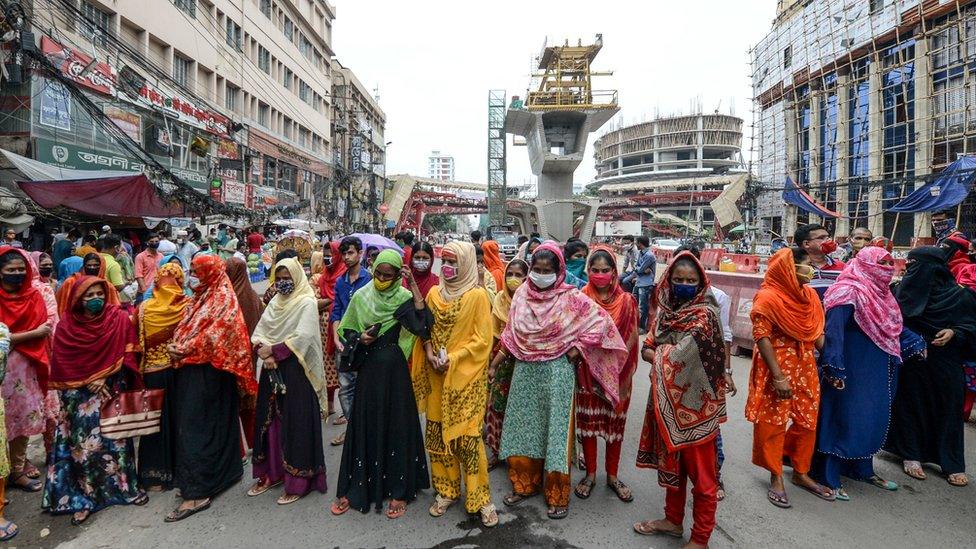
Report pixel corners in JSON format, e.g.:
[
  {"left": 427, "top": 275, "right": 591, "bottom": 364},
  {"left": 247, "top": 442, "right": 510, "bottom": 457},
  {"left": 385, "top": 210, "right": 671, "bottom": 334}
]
[
  {"left": 38, "top": 267, "right": 54, "bottom": 277},
  {"left": 84, "top": 266, "right": 100, "bottom": 276},
  {"left": 148, "top": 243, "right": 159, "bottom": 250},
  {"left": 1, "top": 273, "right": 26, "bottom": 287}
]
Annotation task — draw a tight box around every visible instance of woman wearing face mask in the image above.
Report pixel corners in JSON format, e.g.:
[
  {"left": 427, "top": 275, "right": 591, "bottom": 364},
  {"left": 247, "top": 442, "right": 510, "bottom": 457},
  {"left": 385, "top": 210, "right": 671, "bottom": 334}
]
[
  {"left": 248, "top": 258, "right": 328, "bottom": 505},
  {"left": 885, "top": 247, "right": 976, "bottom": 487},
  {"left": 485, "top": 258, "right": 528, "bottom": 468},
  {"left": 404, "top": 241, "right": 439, "bottom": 298},
  {"left": 576, "top": 246, "right": 639, "bottom": 502},
  {"left": 0, "top": 248, "right": 52, "bottom": 492},
  {"left": 57, "top": 253, "right": 119, "bottom": 316},
  {"left": 141, "top": 255, "right": 190, "bottom": 302},
  {"left": 137, "top": 262, "right": 189, "bottom": 492},
  {"left": 412, "top": 242, "right": 498, "bottom": 527},
  {"left": 563, "top": 240, "right": 589, "bottom": 289},
  {"left": 315, "top": 242, "right": 345, "bottom": 419},
  {"left": 27, "top": 252, "right": 61, "bottom": 465},
  {"left": 497, "top": 242, "right": 627, "bottom": 520},
  {"left": 474, "top": 246, "right": 497, "bottom": 296},
  {"left": 480, "top": 241, "right": 505, "bottom": 290},
  {"left": 44, "top": 277, "right": 147, "bottom": 525},
  {"left": 746, "top": 247, "right": 830, "bottom": 508},
  {"left": 0, "top": 323, "right": 18, "bottom": 540},
  {"left": 331, "top": 250, "right": 431, "bottom": 519},
  {"left": 633, "top": 253, "right": 726, "bottom": 547},
  {"left": 31, "top": 252, "right": 57, "bottom": 294},
  {"left": 165, "top": 255, "right": 258, "bottom": 522},
  {"left": 263, "top": 249, "right": 299, "bottom": 305}
]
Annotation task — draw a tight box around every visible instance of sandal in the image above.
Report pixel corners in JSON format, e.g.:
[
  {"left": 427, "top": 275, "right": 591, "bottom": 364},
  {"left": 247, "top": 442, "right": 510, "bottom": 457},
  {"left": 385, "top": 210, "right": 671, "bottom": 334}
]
[
  {"left": 502, "top": 492, "right": 535, "bottom": 507},
  {"left": 23, "top": 462, "right": 41, "bottom": 479},
  {"left": 767, "top": 488, "right": 791, "bottom": 509},
  {"left": 792, "top": 480, "right": 835, "bottom": 501},
  {"left": 247, "top": 478, "right": 282, "bottom": 497},
  {"left": 133, "top": 493, "right": 150, "bottom": 506},
  {"left": 607, "top": 478, "right": 634, "bottom": 502},
  {"left": 330, "top": 433, "right": 345, "bottom": 447},
  {"left": 428, "top": 494, "right": 455, "bottom": 517},
  {"left": 333, "top": 416, "right": 347, "bottom": 426},
  {"left": 330, "top": 497, "right": 350, "bottom": 516},
  {"left": 867, "top": 475, "right": 898, "bottom": 491},
  {"left": 386, "top": 499, "right": 406, "bottom": 519},
  {"left": 547, "top": 506, "right": 568, "bottom": 520},
  {"left": 0, "top": 519, "right": 17, "bottom": 542},
  {"left": 633, "top": 519, "right": 684, "bottom": 537},
  {"left": 574, "top": 477, "right": 596, "bottom": 499},
  {"left": 164, "top": 499, "right": 212, "bottom": 522},
  {"left": 276, "top": 493, "right": 301, "bottom": 505},
  {"left": 479, "top": 503, "right": 498, "bottom": 527},
  {"left": 9, "top": 473, "right": 42, "bottom": 492},
  {"left": 947, "top": 473, "right": 969, "bottom": 487},
  {"left": 71, "top": 510, "right": 90, "bottom": 526},
  {"left": 903, "top": 460, "right": 926, "bottom": 480},
  {"left": 833, "top": 488, "right": 850, "bottom": 502}
]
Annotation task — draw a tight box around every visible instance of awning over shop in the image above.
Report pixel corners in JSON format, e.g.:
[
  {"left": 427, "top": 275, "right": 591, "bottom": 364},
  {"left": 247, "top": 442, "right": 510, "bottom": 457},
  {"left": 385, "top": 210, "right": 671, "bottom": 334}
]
[
  {"left": 782, "top": 176, "right": 839, "bottom": 218},
  {"left": 18, "top": 174, "right": 186, "bottom": 218},
  {"left": 888, "top": 156, "right": 976, "bottom": 213}
]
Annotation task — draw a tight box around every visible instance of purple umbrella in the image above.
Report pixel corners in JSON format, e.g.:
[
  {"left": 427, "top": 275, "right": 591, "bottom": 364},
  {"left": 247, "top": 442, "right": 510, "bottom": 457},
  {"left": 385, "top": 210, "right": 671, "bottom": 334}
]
[{"left": 345, "top": 233, "right": 403, "bottom": 254}]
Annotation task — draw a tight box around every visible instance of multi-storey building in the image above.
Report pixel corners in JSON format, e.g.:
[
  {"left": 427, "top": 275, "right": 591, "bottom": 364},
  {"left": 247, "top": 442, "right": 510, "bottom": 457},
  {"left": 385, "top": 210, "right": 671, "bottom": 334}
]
[
  {"left": 752, "top": 0, "right": 976, "bottom": 242},
  {"left": 428, "top": 150, "right": 455, "bottom": 181}
]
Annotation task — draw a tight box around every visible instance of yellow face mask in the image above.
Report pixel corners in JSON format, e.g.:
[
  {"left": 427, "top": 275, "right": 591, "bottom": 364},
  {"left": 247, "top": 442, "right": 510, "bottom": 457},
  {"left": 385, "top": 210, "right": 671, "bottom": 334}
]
[
  {"left": 373, "top": 278, "right": 394, "bottom": 292},
  {"left": 505, "top": 277, "right": 523, "bottom": 291},
  {"left": 795, "top": 264, "right": 815, "bottom": 285}
]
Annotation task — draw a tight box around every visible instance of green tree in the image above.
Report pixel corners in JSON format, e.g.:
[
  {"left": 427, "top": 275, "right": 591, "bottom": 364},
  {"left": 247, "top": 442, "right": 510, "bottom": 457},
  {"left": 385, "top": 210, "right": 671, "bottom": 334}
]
[{"left": 424, "top": 214, "right": 458, "bottom": 233}]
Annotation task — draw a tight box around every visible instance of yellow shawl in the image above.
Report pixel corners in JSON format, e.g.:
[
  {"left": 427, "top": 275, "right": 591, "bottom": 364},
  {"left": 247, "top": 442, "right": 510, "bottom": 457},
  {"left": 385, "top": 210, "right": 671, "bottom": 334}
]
[{"left": 139, "top": 263, "right": 188, "bottom": 373}]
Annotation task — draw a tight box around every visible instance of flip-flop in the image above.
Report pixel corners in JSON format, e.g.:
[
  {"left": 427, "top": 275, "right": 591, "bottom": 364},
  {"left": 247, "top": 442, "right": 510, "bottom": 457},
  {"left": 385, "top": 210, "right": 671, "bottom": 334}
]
[
  {"left": 132, "top": 493, "right": 150, "bottom": 506},
  {"left": 903, "top": 461, "right": 926, "bottom": 480},
  {"left": 247, "top": 479, "right": 283, "bottom": 497},
  {"left": 386, "top": 500, "right": 406, "bottom": 520},
  {"left": 164, "top": 499, "right": 212, "bottom": 523},
  {"left": 793, "top": 481, "right": 836, "bottom": 501},
  {"left": 0, "top": 520, "right": 17, "bottom": 542},
  {"left": 428, "top": 495, "right": 455, "bottom": 517},
  {"left": 9, "top": 475, "right": 41, "bottom": 492},
  {"left": 607, "top": 479, "right": 634, "bottom": 503},
  {"left": 767, "top": 488, "right": 792, "bottom": 508},
  {"left": 867, "top": 475, "right": 898, "bottom": 491},
  {"left": 479, "top": 503, "right": 498, "bottom": 528},
  {"left": 833, "top": 488, "right": 850, "bottom": 502},
  {"left": 70, "top": 512, "right": 90, "bottom": 526},
  {"left": 574, "top": 477, "right": 596, "bottom": 499},
  {"left": 276, "top": 493, "right": 302, "bottom": 505},
  {"left": 547, "top": 506, "right": 568, "bottom": 520},
  {"left": 633, "top": 520, "right": 684, "bottom": 537},
  {"left": 947, "top": 473, "right": 969, "bottom": 487},
  {"left": 716, "top": 482, "right": 726, "bottom": 501},
  {"left": 23, "top": 463, "right": 41, "bottom": 479},
  {"left": 330, "top": 498, "right": 350, "bottom": 516},
  {"left": 502, "top": 492, "right": 536, "bottom": 507}
]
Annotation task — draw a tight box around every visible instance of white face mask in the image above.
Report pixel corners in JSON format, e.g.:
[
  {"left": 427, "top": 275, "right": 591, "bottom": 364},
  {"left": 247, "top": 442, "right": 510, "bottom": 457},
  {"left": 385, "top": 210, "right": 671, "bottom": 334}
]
[
  {"left": 529, "top": 271, "right": 557, "bottom": 289},
  {"left": 412, "top": 259, "right": 430, "bottom": 271}
]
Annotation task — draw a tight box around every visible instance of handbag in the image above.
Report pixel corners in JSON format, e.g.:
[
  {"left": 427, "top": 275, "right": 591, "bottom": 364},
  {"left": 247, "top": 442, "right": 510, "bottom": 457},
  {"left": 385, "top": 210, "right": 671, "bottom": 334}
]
[
  {"left": 99, "top": 388, "right": 165, "bottom": 440},
  {"left": 337, "top": 330, "right": 362, "bottom": 373}
]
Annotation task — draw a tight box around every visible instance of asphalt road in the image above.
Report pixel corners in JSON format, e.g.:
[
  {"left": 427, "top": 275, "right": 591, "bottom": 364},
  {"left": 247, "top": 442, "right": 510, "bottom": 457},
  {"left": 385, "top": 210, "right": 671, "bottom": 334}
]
[{"left": 6, "top": 350, "right": 975, "bottom": 548}]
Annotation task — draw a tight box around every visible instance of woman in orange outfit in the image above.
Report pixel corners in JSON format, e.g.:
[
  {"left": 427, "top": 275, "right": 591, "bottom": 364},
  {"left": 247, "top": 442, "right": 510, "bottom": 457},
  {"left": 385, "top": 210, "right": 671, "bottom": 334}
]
[{"left": 746, "top": 247, "right": 832, "bottom": 508}]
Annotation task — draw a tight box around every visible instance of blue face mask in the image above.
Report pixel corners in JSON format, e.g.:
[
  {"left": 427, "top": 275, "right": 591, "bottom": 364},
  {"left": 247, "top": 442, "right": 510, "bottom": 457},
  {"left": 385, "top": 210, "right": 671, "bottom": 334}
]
[{"left": 672, "top": 283, "right": 698, "bottom": 301}]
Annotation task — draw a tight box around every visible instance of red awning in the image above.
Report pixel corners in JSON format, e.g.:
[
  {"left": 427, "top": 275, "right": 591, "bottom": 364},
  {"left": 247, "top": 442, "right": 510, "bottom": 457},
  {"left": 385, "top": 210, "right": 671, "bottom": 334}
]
[{"left": 17, "top": 174, "right": 190, "bottom": 218}]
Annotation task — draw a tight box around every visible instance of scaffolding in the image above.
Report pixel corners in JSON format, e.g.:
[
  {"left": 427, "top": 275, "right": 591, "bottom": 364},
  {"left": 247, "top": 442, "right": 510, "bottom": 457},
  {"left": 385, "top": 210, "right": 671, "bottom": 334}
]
[
  {"left": 525, "top": 35, "right": 617, "bottom": 111},
  {"left": 749, "top": 0, "right": 976, "bottom": 244},
  {"left": 487, "top": 90, "right": 507, "bottom": 226}
]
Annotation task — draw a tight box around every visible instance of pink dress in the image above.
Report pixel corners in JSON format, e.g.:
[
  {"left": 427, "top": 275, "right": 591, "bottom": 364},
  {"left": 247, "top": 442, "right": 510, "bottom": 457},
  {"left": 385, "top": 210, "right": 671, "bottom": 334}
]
[{"left": 2, "top": 350, "right": 45, "bottom": 440}]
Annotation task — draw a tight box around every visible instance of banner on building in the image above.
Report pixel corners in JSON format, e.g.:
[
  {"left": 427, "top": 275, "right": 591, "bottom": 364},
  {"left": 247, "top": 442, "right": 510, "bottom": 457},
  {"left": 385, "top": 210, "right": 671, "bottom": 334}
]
[
  {"left": 38, "top": 81, "right": 71, "bottom": 131},
  {"left": 121, "top": 82, "right": 231, "bottom": 138},
  {"left": 40, "top": 36, "right": 118, "bottom": 96},
  {"left": 103, "top": 105, "right": 142, "bottom": 142},
  {"left": 351, "top": 136, "right": 362, "bottom": 172},
  {"left": 223, "top": 180, "right": 247, "bottom": 204}
]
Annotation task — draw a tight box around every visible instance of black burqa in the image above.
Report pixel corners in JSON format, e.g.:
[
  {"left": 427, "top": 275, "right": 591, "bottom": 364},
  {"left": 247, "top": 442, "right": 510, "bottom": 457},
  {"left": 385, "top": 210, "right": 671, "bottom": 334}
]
[{"left": 885, "top": 247, "right": 976, "bottom": 475}]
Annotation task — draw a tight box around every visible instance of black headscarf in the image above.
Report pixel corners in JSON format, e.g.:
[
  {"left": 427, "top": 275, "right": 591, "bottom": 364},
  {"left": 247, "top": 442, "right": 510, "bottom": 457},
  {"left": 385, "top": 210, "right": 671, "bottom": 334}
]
[{"left": 896, "top": 246, "right": 976, "bottom": 340}]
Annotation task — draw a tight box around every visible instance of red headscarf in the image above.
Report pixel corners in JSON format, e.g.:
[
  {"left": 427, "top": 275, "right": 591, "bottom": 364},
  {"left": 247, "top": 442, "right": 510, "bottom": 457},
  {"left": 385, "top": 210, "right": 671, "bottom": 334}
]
[
  {"left": 582, "top": 245, "right": 639, "bottom": 404},
  {"left": 317, "top": 240, "right": 347, "bottom": 303},
  {"left": 0, "top": 246, "right": 50, "bottom": 387},
  {"left": 403, "top": 244, "right": 439, "bottom": 298},
  {"left": 751, "top": 248, "right": 825, "bottom": 342},
  {"left": 481, "top": 241, "right": 505, "bottom": 290},
  {"left": 49, "top": 277, "right": 140, "bottom": 389},
  {"left": 171, "top": 255, "right": 257, "bottom": 395}
]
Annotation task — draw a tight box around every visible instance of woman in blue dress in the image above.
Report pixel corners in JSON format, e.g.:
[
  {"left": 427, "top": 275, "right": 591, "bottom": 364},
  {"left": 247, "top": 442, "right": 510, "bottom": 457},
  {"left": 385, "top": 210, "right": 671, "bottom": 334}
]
[{"left": 811, "top": 246, "right": 925, "bottom": 500}]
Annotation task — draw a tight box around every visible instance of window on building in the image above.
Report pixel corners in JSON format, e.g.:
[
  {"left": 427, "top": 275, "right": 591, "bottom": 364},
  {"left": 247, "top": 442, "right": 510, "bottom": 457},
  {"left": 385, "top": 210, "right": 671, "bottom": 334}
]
[
  {"left": 283, "top": 117, "right": 293, "bottom": 139},
  {"left": 283, "top": 16, "right": 294, "bottom": 41},
  {"left": 282, "top": 67, "right": 292, "bottom": 90},
  {"left": 299, "top": 81, "right": 311, "bottom": 104},
  {"left": 174, "top": 0, "right": 196, "bottom": 17},
  {"left": 299, "top": 127, "right": 310, "bottom": 148},
  {"left": 225, "top": 19, "right": 242, "bottom": 51},
  {"left": 258, "top": 102, "right": 270, "bottom": 127},
  {"left": 79, "top": 1, "right": 111, "bottom": 48},
  {"left": 783, "top": 45, "right": 792, "bottom": 69},
  {"left": 173, "top": 55, "right": 191, "bottom": 87},
  {"left": 263, "top": 157, "right": 277, "bottom": 187},
  {"left": 258, "top": 46, "right": 270, "bottom": 73},
  {"left": 225, "top": 84, "right": 238, "bottom": 112},
  {"left": 869, "top": 0, "right": 884, "bottom": 15},
  {"left": 260, "top": 0, "right": 272, "bottom": 18},
  {"left": 279, "top": 163, "right": 296, "bottom": 192},
  {"left": 299, "top": 35, "right": 313, "bottom": 60}
]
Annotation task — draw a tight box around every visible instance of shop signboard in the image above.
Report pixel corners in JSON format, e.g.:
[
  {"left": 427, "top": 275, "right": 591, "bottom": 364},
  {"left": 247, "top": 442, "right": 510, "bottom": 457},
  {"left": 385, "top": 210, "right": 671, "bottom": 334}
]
[
  {"left": 120, "top": 82, "right": 231, "bottom": 138},
  {"left": 103, "top": 105, "right": 141, "bottom": 142},
  {"left": 38, "top": 81, "right": 71, "bottom": 130},
  {"left": 40, "top": 36, "right": 117, "bottom": 96},
  {"left": 223, "top": 180, "right": 247, "bottom": 204}
]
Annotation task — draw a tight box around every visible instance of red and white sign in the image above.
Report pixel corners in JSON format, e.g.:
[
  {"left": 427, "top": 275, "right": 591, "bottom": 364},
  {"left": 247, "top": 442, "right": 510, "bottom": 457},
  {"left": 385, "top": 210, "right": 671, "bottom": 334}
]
[
  {"left": 134, "top": 83, "right": 231, "bottom": 138},
  {"left": 41, "top": 36, "right": 117, "bottom": 96},
  {"left": 223, "top": 180, "right": 247, "bottom": 204}
]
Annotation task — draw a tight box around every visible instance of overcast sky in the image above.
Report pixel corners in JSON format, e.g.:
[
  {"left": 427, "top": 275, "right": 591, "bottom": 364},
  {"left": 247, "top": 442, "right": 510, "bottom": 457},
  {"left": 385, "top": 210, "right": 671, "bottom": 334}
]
[{"left": 333, "top": 0, "right": 777, "bottom": 190}]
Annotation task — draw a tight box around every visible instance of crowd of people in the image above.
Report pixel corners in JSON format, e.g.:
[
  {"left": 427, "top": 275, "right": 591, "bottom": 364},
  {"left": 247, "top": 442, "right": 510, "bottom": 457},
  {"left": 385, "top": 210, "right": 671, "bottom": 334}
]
[{"left": 0, "top": 217, "right": 973, "bottom": 548}]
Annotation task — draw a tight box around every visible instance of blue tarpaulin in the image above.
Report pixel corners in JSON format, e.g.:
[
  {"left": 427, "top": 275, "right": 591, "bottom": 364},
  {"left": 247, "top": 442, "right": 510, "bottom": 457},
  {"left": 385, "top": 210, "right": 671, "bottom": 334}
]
[
  {"left": 888, "top": 156, "right": 976, "bottom": 213},
  {"left": 782, "top": 176, "right": 839, "bottom": 218}
]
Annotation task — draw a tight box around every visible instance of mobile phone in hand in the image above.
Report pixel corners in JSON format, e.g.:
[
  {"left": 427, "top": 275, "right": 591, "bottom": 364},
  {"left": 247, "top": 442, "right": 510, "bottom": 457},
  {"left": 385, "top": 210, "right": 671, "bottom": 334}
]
[{"left": 366, "top": 323, "right": 382, "bottom": 336}]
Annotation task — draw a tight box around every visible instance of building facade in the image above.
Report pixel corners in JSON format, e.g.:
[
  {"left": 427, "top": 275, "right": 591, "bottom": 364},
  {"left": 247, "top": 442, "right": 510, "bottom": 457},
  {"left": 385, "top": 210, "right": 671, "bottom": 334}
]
[
  {"left": 752, "top": 0, "right": 976, "bottom": 242},
  {"left": 428, "top": 150, "right": 455, "bottom": 181}
]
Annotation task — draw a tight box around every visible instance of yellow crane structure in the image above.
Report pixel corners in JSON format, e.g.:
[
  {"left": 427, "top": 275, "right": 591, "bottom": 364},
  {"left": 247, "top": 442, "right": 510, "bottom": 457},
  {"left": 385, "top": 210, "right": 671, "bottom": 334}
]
[{"left": 525, "top": 34, "right": 617, "bottom": 112}]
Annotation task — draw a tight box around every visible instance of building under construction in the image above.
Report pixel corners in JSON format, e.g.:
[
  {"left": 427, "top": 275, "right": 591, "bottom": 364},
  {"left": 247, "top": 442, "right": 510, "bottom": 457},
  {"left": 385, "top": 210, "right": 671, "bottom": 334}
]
[{"left": 751, "top": 0, "right": 976, "bottom": 243}]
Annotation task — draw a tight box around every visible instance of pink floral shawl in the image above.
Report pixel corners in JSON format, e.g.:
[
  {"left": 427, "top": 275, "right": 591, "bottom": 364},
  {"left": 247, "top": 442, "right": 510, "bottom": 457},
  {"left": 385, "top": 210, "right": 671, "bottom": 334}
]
[
  {"left": 823, "top": 246, "right": 902, "bottom": 358},
  {"left": 500, "top": 242, "right": 628, "bottom": 406}
]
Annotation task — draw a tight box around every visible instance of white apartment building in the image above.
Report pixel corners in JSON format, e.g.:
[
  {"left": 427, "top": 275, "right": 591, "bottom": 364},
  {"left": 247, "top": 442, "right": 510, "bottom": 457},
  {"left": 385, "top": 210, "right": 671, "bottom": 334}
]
[{"left": 428, "top": 150, "right": 455, "bottom": 181}]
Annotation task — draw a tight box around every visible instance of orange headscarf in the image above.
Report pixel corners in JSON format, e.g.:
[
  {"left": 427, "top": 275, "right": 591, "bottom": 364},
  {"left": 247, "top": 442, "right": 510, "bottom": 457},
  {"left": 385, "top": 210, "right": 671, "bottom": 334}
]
[
  {"left": 750, "top": 248, "right": 824, "bottom": 342},
  {"left": 481, "top": 240, "right": 505, "bottom": 290}
]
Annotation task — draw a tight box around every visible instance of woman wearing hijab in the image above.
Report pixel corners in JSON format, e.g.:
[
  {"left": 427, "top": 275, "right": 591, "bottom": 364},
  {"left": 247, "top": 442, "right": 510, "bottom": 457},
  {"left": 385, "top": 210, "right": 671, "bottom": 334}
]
[
  {"left": 44, "top": 276, "right": 147, "bottom": 525},
  {"left": 485, "top": 258, "right": 528, "bottom": 468},
  {"left": 27, "top": 252, "right": 61, "bottom": 460},
  {"left": 746, "top": 247, "right": 831, "bottom": 508},
  {"left": 141, "top": 255, "right": 189, "bottom": 301},
  {"left": 226, "top": 256, "right": 265, "bottom": 454},
  {"left": 0, "top": 247, "right": 52, "bottom": 492},
  {"left": 57, "top": 253, "right": 119, "bottom": 316},
  {"left": 497, "top": 242, "right": 627, "bottom": 520},
  {"left": 633, "top": 252, "right": 726, "bottom": 547},
  {"left": 405, "top": 241, "right": 439, "bottom": 298},
  {"left": 0, "top": 324, "right": 17, "bottom": 540},
  {"left": 137, "top": 262, "right": 189, "bottom": 491},
  {"left": 480, "top": 241, "right": 506, "bottom": 290},
  {"left": 331, "top": 250, "right": 432, "bottom": 520},
  {"left": 810, "top": 247, "right": 924, "bottom": 500},
  {"left": 263, "top": 249, "right": 299, "bottom": 305},
  {"left": 57, "top": 255, "right": 83, "bottom": 286},
  {"left": 315, "top": 242, "right": 345, "bottom": 418},
  {"left": 412, "top": 241, "right": 498, "bottom": 527},
  {"left": 576, "top": 246, "right": 639, "bottom": 502},
  {"left": 563, "top": 240, "right": 589, "bottom": 289},
  {"left": 31, "top": 252, "right": 57, "bottom": 294},
  {"left": 474, "top": 246, "right": 498, "bottom": 296},
  {"left": 886, "top": 247, "right": 976, "bottom": 487},
  {"left": 247, "top": 258, "right": 327, "bottom": 505},
  {"left": 165, "top": 255, "right": 258, "bottom": 522}
]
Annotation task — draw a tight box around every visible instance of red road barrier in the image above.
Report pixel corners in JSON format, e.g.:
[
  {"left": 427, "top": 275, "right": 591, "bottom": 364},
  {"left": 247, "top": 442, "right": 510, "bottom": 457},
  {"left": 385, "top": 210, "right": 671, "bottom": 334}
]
[
  {"left": 707, "top": 270, "right": 763, "bottom": 355},
  {"left": 653, "top": 248, "right": 674, "bottom": 265},
  {"left": 700, "top": 248, "right": 725, "bottom": 271},
  {"left": 728, "top": 254, "right": 760, "bottom": 273},
  {"left": 434, "top": 245, "right": 443, "bottom": 258}
]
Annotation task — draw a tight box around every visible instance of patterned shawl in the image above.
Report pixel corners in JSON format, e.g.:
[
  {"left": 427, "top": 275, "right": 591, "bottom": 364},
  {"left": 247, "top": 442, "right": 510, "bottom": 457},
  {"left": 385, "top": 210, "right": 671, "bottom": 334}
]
[
  {"left": 338, "top": 249, "right": 415, "bottom": 358},
  {"left": 171, "top": 255, "right": 257, "bottom": 395},
  {"left": 751, "top": 248, "right": 824, "bottom": 342},
  {"left": 50, "top": 277, "right": 140, "bottom": 389},
  {"left": 823, "top": 246, "right": 903, "bottom": 358},
  {"left": 0, "top": 246, "right": 51, "bottom": 387},
  {"left": 140, "top": 263, "right": 188, "bottom": 372},
  {"left": 500, "top": 242, "right": 628, "bottom": 406}
]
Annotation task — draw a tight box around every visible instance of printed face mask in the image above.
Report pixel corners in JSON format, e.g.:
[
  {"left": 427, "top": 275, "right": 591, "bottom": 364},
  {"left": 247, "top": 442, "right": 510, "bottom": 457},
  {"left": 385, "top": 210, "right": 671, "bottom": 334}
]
[
  {"left": 529, "top": 271, "right": 557, "bottom": 289},
  {"left": 796, "top": 264, "right": 815, "bottom": 284},
  {"left": 275, "top": 279, "right": 296, "bottom": 295},
  {"left": 442, "top": 264, "right": 458, "bottom": 280},
  {"left": 412, "top": 259, "right": 431, "bottom": 271}
]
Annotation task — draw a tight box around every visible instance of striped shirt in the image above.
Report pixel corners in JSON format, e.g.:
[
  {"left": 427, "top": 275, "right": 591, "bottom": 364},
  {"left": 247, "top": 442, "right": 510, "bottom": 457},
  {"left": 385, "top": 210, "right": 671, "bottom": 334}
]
[{"left": 808, "top": 256, "right": 846, "bottom": 301}]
